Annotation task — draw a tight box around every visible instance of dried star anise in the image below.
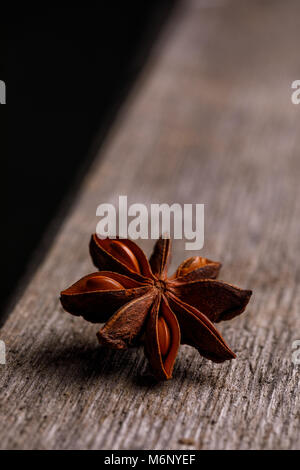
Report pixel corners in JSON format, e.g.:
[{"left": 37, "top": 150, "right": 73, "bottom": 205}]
[{"left": 60, "top": 236, "right": 252, "bottom": 380}]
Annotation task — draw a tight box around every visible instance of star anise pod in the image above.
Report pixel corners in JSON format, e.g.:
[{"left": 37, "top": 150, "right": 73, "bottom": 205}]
[{"left": 60, "top": 236, "right": 252, "bottom": 380}]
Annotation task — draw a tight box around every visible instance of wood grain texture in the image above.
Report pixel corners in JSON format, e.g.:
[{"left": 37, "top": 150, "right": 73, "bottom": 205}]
[{"left": 1, "top": 0, "right": 300, "bottom": 449}]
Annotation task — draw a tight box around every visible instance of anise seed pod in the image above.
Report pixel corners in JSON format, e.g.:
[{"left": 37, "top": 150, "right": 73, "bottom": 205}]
[{"left": 60, "top": 237, "right": 252, "bottom": 380}]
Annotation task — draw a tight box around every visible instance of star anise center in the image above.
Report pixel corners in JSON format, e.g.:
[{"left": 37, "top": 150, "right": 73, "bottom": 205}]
[{"left": 154, "top": 278, "right": 167, "bottom": 292}]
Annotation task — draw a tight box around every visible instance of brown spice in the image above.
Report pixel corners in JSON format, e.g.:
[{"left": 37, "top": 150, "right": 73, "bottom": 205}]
[{"left": 60, "top": 236, "right": 252, "bottom": 381}]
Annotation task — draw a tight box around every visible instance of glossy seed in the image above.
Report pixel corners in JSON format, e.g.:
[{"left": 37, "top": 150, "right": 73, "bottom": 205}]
[
  {"left": 108, "top": 240, "right": 141, "bottom": 273},
  {"left": 86, "top": 275, "right": 124, "bottom": 291},
  {"left": 157, "top": 316, "right": 171, "bottom": 357},
  {"left": 180, "top": 256, "right": 207, "bottom": 274}
]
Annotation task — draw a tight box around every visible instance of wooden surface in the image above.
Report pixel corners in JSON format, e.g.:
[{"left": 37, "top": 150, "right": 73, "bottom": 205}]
[{"left": 1, "top": 0, "right": 300, "bottom": 450}]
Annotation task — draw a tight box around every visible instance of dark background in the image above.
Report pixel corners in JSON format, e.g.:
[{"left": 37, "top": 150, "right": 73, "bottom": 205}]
[{"left": 0, "top": 3, "right": 175, "bottom": 316}]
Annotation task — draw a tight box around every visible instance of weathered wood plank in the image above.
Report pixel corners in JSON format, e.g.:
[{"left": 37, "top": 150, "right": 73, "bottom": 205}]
[{"left": 0, "top": 0, "right": 300, "bottom": 449}]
